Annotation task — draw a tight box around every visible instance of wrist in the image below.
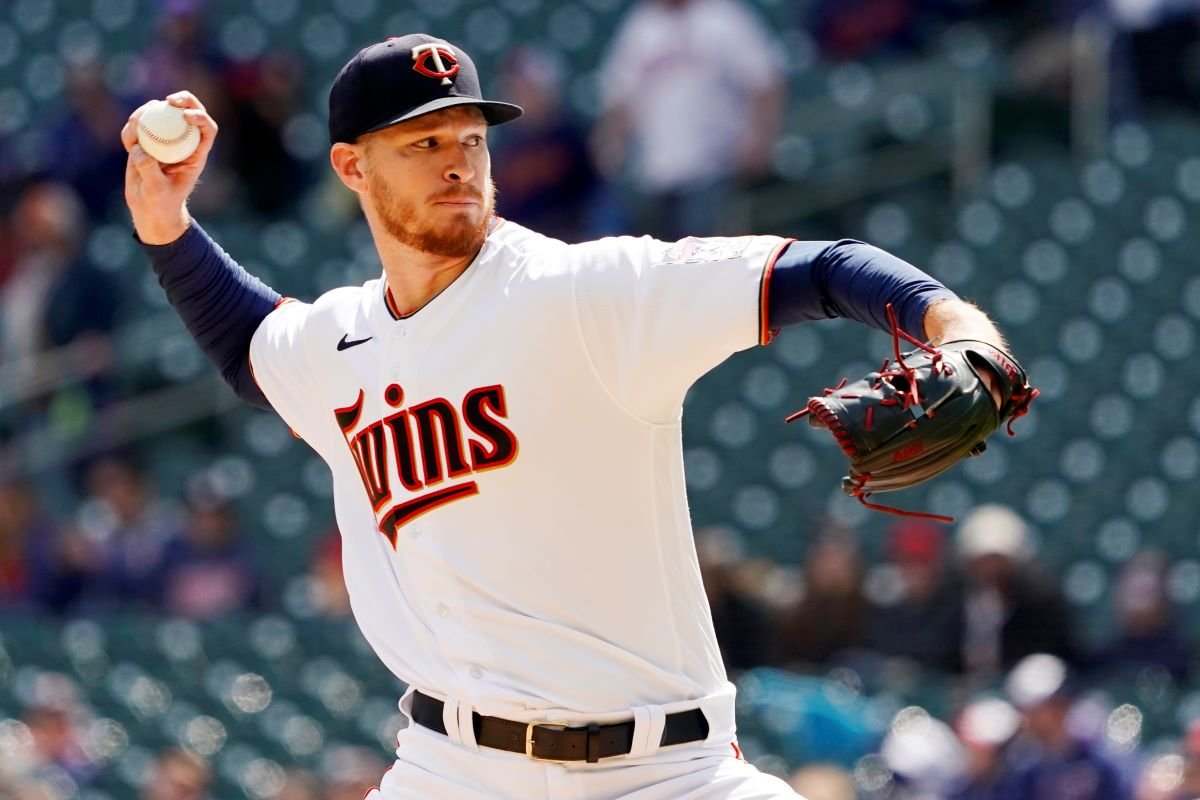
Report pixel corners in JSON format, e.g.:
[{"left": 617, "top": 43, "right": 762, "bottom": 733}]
[{"left": 134, "top": 210, "right": 192, "bottom": 246}]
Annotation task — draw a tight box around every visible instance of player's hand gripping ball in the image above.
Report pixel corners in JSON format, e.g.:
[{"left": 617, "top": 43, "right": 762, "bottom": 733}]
[
  {"left": 136, "top": 99, "right": 201, "bottom": 164},
  {"left": 789, "top": 306, "right": 1037, "bottom": 521}
]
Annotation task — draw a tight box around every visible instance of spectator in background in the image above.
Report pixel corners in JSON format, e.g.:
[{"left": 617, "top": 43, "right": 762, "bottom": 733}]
[
  {"left": 1092, "top": 550, "right": 1190, "bottom": 683},
  {"left": 159, "top": 474, "right": 262, "bottom": 619},
  {"left": 867, "top": 519, "right": 965, "bottom": 674},
  {"left": 1155, "top": 718, "right": 1200, "bottom": 799},
  {"left": 694, "top": 526, "right": 776, "bottom": 674},
  {"left": 0, "top": 673, "right": 101, "bottom": 793},
  {"left": 777, "top": 522, "right": 867, "bottom": 670},
  {"left": 879, "top": 708, "right": 968, "bottom": 797},
  {"left": 787, "top": 764, "right": 857, "bottom": 800},
  {"left": 0, "top": 181, "right": 119, "bottom": 445},
  {"left": 1135, "top": 734, "right": 1200, "bottom": 800},
  {"left": 0, "top": 479, "right": 59, "bottom": 611},
  {"left": 40, "top": 60, "right": 137, "bottom": 222},
  {"left": 222, "top": 51, "right": 311, "bottom": 216},
  {"left": 951, "top": 697, "right": 1022, "bottom": 800},
  {"left": 592, "top": 0, "right": 786, "bottom": 239},
  {"left": 141, "top": 748, "right": 211, "bottom": 800},
  {"left": 0, "top": 181, "right": 118, "bottom": 382},
  {"left": 320, "top": 746, "right": 387, "bottom": 800},
  {"left": 21, "top": 704, "right": 99, "bottom": 791},
  {"left": 491, "top": 46, "right": 601, "bottom": 243},
  {"left": 1003, "top": 653, "right": 1130, "bottom": 800},
  {"left": 958, "top": 504, "right": 1076, "bottom": 678},
  {"left": 275, "top": 769, "right": 322, "bottom": 800},
  {"left": 62, "top": 455, "right": 181, "bottom": 611},
  {"left": 802, "top": 0, "right": 926, "bottom": 62}
]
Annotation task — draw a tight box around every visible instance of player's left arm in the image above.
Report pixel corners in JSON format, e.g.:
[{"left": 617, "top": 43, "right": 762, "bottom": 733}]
[
  {"left": 765, "top": 239, "right": 1008, "bottom": 402},
  {"left": 764, "top": 238, "right": 1002, "bottom": 349}
]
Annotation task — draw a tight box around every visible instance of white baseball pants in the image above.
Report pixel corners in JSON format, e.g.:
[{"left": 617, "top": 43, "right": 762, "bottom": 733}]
[{"left": 365, "top": 725, "right": 803, "bottom": 799}]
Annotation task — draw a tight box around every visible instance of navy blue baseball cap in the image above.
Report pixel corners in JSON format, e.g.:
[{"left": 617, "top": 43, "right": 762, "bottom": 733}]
[{"left": 329, "top": 34, "right": 523, "bottom": 145}]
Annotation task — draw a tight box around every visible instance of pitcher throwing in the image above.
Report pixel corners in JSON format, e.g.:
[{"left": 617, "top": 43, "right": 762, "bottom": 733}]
[{"left": 122, "top": 33, "right": 1025, "bottom": 799}]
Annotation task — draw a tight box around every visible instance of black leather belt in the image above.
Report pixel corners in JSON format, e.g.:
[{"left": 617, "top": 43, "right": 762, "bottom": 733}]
[{"left": 410, "top": 690, "right": 710, "bottom": 763}]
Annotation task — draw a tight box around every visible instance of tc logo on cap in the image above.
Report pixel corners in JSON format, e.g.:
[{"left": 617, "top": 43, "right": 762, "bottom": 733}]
[{"left": 411, "top": 43, "right": 459, "bottom": 86}]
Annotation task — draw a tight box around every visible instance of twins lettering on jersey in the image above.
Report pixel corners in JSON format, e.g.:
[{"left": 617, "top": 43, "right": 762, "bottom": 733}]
[{"left": 334, "top": 384, "right": 518, "bottom": 545}]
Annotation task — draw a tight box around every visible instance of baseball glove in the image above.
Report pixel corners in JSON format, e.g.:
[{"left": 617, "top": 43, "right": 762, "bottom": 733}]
[{"left": 788, "top": 305, "right": 1037, "bottom": 522}]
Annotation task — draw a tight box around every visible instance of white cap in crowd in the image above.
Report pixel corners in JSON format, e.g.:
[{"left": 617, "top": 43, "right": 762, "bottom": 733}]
[
  {"left": 957, "top": 503, "right": 1032, "bottom": 562},
  {"left": 1005, "top": 653, "right": 1071, "bottom": 709}
]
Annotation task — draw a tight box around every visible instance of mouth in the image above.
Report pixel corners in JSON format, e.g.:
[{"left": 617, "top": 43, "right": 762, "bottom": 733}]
[{"left": 433, "top": 194, "right": 481, "bottom": 207}]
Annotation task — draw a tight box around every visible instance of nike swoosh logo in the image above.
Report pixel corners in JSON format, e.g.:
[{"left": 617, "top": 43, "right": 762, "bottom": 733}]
[{"left": 337, "top": 334, "right": 373, "bottom": 351}]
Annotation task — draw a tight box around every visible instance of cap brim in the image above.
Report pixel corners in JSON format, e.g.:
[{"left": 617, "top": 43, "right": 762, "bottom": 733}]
[{"left": 363, "top": 96, "right": 523, "bottom": 137}]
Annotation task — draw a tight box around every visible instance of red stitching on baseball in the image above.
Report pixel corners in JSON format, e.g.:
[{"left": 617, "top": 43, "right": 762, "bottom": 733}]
[{"left": 138, "top": 121, "right": 194, "bottom": 145}]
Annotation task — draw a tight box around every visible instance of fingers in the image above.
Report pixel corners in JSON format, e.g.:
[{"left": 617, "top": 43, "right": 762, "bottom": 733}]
[
  {"left": 121, "top": 92, "right": 213, "bottom": 153},
  {"left": 121, "top": 99, "right": 159, "bottom": 152},
  {"left": 127, "top": 143, "right": 167, "bottom": 188},
  {"left": 181, "top": 107, "right": 218, "bottom": 163},
  {"left": 164, "top": 90, "right": 207, "bottom": 113}
]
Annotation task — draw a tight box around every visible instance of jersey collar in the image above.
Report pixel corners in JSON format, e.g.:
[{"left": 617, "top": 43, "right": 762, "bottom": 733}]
[{"left": 378, "top": 216, "right": 508, "bottom": 322}]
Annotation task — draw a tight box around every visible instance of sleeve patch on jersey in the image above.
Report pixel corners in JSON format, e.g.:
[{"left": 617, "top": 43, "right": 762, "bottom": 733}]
[{"left": 659, "top": 236, "right": 754, "bottom": 264}]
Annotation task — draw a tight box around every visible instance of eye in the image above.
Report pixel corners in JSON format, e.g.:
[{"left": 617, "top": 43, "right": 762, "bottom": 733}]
[
  {"left": 413, "top": 137, "right": 437, "bottom": 149},
  {"left": 465, "top": 134, "right": 484, "bottom": 147}
]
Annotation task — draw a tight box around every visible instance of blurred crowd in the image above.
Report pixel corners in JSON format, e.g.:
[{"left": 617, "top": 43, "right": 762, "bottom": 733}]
[
  {"left": 700, "top": 503, "right": 1189, "bottom": 685},
  {"left": 0, "top": 668, "right": 388, "bottom": 799},
  {"left": 1, "top": 457, "right": 263, "bottom": 619},
  {"left": 5, "top": 0, "right": 1200, "bottom": 797},
  {"left": 697, "top": 503, "right": 1200, "bottom": 799},
  {"left": 6, "top": 471, "right": 1200, "bottom": 797}
]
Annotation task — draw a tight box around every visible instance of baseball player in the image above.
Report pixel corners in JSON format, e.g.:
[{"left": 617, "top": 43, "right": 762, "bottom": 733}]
[{"left": 122, "top": 34, "right": 1013, "bottom": 800}]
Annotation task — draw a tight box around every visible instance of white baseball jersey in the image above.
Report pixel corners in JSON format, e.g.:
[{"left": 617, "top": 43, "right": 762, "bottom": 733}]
[{"left": 249, "top": 220, "right": 790, "bottom": 726}]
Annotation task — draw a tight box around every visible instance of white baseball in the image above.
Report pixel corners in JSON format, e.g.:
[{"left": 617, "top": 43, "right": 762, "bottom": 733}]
[{"left": 136, "top": 100, "right": 201, "bottom": 164}]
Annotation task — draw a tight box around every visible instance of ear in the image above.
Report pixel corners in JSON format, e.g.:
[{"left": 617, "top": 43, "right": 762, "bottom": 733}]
[{"left": 330, "top": 142, "right": 367, "bottom": 193}]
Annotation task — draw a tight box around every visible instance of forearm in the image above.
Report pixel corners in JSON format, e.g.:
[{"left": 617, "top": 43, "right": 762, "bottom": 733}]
[
  {"left": 922, "top": 298, "right": 1007, "bottom": 352},
  {"left": 766, "top": 239, "right": 959, "bottom": 338},
  {"left": 139, "top": 222, "right": 280, "bottom": 409}
]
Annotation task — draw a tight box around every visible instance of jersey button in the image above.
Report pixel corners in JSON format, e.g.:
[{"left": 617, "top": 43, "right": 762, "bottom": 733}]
[
  {"left": 409, "top": 525, "right": 422, "bottom": 538},
  {"left": 469, "top": 665, "right": 484, "bottom": 679},
  {"left": 393, "top": 327, "right": 406, "bottom": 339},
  {"left": 436, "top": 603, "right": 449, "bottom": 617}
]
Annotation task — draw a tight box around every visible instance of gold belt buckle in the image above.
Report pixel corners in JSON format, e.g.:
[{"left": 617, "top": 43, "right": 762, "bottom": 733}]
[{"left": 525, "top": 720, "right": 570, "bottom": 762}]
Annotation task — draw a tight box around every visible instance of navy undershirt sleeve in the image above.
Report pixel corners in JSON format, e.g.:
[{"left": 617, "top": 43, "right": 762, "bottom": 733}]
[
  {"left": 138, "top": 222, "right": 281, "bottom": 410},
  {"left": 766, "top": 239, "right": 959, "bottom": 339}
]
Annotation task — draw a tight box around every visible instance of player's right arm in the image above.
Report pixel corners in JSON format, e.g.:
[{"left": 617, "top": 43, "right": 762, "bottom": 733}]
[{"left": 122, "top": 91, "right": 282, "bottom": 410}]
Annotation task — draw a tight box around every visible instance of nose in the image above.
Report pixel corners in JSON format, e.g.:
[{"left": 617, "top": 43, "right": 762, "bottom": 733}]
[{"left": 443, "top": 144, "right": 475, "bottom": 184}]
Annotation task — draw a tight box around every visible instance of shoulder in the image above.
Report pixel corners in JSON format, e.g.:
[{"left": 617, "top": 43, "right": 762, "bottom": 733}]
[
  {"left": 486, "top": 219, "right": 574, "bottom": 279},
  {"left": 309, "top": 281, "right": 373, "bottom": 320},
  {"left": 566, "top": 234, "right": 659, "bottom": 270},
  {"left": 257, "top": 280, "right": 376, "bottom": 349},
  {"left": 489, "top": 218, "right": 565, "bottom": 253}
]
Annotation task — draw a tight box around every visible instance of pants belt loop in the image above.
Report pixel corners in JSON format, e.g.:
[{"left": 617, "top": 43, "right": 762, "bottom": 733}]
[
  {"left": 441, "top": 698, "right": 465, "bottom": 747},
  {"left": 457, "top": 702, "right": 480, "bottom": 751},
  {"left": 627, "top": 705, "right": 666, "bottom": 759}
]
